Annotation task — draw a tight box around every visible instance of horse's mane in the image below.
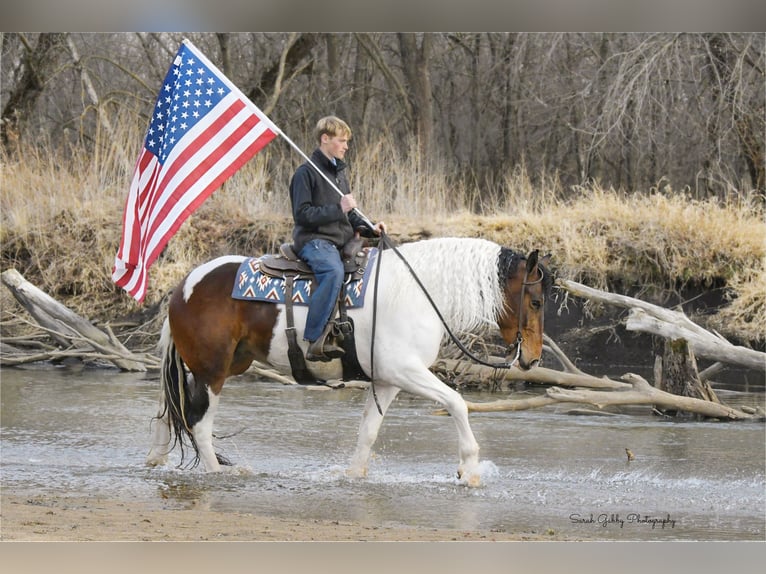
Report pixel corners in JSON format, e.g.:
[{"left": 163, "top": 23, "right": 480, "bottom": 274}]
[{"left": 383, "top": 237, "right": 516, "bottom": 333}]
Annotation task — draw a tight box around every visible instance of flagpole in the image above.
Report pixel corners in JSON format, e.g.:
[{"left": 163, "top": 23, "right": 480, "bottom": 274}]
[{"left": 182, "top": 39, "right": 375, "bottom": 230}]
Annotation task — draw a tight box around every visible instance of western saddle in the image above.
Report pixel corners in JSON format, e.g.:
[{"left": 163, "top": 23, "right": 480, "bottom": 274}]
[{"left": 257, "top": 236, "right": 373, "bottom": 385}]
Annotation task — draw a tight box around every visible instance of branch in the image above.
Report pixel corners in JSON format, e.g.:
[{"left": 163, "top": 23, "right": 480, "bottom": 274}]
[
  {"left": 1, "top": 269, "right": 148, "bottom": 371},
  {"left": 626, "top": 308, "right": 765, "bottom": 371},
  {"left": 558, "top": 278, "right": 766, "bottom": 372},
  {"left": 64, "top": 34, "right": 132, "bottom": 173},
  {"left": 545, "top": 373, "right": 754, "bottom": 420}
]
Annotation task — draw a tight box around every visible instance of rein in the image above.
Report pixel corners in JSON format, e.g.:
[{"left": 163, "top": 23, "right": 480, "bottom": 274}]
[{"left": 368, "top": 232, "right": 543, "bottom": 413}]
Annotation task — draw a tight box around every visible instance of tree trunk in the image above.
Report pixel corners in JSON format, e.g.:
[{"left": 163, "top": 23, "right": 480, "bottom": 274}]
[
  {"left": 250, "top": 33, "right": 316, "bottom": 112},
  {"left": 64, "top": 34, "right": 132, "bottom": 174},
  {"left": 1, "top": 33, "right": 65, "bottom": 151},
  {"left": 703, "top": 33, "right": 765, "bottom": 197},
  {"left": 1, "top": 269, "right": 149, "bottom": 371},
  {"left": 324, "top": 33, "right": 348, "bottom": 120},
  {"left": 656, "top": 338, "right": 720, "bottom": 417},
  {"left": 397, "top": 33, "right": 434, "bottom": 162},
  {"left": 216, "top": 33, "right": 232, "bottom": 78}
]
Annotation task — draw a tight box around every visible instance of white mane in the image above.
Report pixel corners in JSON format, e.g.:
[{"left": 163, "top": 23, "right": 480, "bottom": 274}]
[{"left": 381, "top": 237, "right": 504, "bottom": 333}]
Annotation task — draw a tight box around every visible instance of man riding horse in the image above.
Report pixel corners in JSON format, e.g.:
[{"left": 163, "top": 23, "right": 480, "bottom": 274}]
[{"left": 288, "top": 116, "right": 386, "bottom": 362}]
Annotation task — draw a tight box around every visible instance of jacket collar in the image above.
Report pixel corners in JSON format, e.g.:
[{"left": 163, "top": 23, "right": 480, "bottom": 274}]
[{"left": 312, "top": 147, "right": 346, "bottom": 173}]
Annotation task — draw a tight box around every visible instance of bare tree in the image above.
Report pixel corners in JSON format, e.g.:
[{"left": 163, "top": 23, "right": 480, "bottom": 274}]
[
  {"left": 1, "top": 32, "right": 762, "bottom": 200},
  {"left": 397, "top": 33, "right": 434, "bottom": 162},
  {"left": 1, "top": 33, "right": 65, "bottom": 151}
]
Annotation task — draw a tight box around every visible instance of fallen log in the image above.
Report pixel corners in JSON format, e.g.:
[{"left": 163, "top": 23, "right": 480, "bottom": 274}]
[
  {"left": 558, "top": 278, "right": 766, "bottom": 372},
  {"left": 441, "top": 373, "right": 760, "bottom": 420},
  {"left": 626, "top": 308, "right": 765, "bottom": 371},
  {"left": 545, "top": 373, "right": 756, "bottom": 420},
  {"left": 1, "top": 269, "right": 151, "bottom": 371},
  {"left": 432, "top": 359, "right": 630, "bottom": 391}
]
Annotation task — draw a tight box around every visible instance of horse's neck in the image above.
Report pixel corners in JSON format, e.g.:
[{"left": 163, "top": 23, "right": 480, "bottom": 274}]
[{"left": 388, "top": 239, "right": 502, "bottom": 332}]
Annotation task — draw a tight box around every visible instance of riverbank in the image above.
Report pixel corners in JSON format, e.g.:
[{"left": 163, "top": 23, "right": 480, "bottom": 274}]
[{"left": 1, "top": 491, "right": 568, "bottom": 541}]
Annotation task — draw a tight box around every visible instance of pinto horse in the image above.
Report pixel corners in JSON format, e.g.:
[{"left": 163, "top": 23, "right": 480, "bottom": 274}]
[{"left": 146, "top": 237, "right": 551, "bottom": 486}]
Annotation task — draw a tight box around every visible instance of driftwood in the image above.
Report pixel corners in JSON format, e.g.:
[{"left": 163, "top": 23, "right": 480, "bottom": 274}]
[
  {"left": 433, "top": 336, "right": 761, "bottom": 420},
  {"left": 559, "top": 278, "right": 765, "bottom": 372},
  {"left": 1, "top": 269, "right": 155, "bottom": 371},
  {"left": 545, "top": 373, "right": 752, "bottom": 420},
  {"left": 430, "top": 279, "right": 766, "bottom": 421}
]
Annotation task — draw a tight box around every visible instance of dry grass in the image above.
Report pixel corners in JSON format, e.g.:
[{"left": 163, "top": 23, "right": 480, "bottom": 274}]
[{"left": 1, "top": 132, "right": 764, "bottom": 346}]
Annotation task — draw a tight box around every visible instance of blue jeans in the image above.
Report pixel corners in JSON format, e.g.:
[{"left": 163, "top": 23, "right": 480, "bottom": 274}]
[{"left": 298, "top": 238, "right": 345, "bottom": 342}]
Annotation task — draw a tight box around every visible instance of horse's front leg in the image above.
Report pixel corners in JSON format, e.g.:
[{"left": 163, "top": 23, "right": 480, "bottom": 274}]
[
  {"left": 395, "top": 367, "right": 482, "bottom": 487},
  {"left": 347, "top": 384, "right": 400, "bottom": 478}
]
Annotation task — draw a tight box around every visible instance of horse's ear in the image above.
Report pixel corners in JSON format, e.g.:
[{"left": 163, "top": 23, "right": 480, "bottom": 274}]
[
  {"left": 525, "top": 249, "right": 539, "bottom": 273},
  {"left": 540, "top": 253, "right": 552, "bottom": 267}
]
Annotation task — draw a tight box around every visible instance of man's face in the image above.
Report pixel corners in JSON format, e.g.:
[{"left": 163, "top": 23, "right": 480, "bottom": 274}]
[{"left": 321, "top": 133, "right": 350, "bottom": 160}]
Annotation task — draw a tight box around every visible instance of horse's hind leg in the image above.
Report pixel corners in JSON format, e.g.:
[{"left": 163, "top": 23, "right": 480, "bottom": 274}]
[
  {"left": 347, "top": 384, "right": 400, "bottom": 478},
  {"left": 191, "top": 382, "right": 223, "bottom": 472},
  {"left": 146, "top": 393, "right": 171, "bottom": 467}
]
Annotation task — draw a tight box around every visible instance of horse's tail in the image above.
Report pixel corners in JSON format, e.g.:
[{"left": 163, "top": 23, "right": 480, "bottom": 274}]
[{"left": 158, "top": 318, "right": 207, "bottom": 469}]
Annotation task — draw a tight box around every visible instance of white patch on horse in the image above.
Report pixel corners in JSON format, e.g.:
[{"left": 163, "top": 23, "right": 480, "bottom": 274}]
[
  {"left": 192, "top": 387, "right": 220, "bottom": 471},
  {"left": 183, "top": 255, "right": 246, "bottom": 302}
]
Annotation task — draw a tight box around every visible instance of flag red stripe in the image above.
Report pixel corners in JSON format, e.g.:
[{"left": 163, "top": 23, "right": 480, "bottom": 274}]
[{"left": 142, "top": 100, "right": 252, "bottom": 247}]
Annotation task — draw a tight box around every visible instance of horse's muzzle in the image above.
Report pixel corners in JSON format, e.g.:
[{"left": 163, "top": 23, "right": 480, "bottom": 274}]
[{"left": 517, "top": 357, "right": 540, "bottom": 371}]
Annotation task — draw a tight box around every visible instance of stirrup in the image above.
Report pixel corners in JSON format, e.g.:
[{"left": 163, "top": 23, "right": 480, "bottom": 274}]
[{"left": 306, "top": 322, "right": 345, "bottom": 362}]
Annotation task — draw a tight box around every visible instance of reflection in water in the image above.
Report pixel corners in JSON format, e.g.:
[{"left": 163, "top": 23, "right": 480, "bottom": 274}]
[{"left": 1, "top": 365, "right": 764, "bottom": 540}]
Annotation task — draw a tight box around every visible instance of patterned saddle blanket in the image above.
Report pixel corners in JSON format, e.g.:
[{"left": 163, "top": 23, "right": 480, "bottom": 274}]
[{"left": 231, "top": 248, "right": 378, "bottom": 308}]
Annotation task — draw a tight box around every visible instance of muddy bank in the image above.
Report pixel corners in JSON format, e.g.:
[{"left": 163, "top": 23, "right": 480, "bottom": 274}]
[{"left": 1, "top": 493, "right": 566, "bottom": 542}]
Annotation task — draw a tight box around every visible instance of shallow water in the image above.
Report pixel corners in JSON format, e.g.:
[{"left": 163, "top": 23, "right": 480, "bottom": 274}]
[{"left": 1, "top": 364, "right": 764, "bottom": 540}]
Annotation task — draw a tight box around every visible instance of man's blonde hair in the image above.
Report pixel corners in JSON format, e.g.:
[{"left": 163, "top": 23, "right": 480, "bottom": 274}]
[{"left": 314, "top": 116, "right": 352, "bottom": 143}]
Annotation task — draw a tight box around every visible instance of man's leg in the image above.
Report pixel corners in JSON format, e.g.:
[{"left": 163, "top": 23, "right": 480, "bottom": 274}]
[{"left": 299, "top": 239, "right": 345, "bottom": 360}]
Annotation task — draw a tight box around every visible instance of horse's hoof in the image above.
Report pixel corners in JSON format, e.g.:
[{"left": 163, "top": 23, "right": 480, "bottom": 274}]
[
  {"left": 457, "top": 468, "right": 481, "bottom": 487},
  {"left": 345, "top": 466, "right": 368, "bottom": 479},
  {"left": 145, "top": 455, "right": 168, "bottom": 467},
  {"left": 216, "top": 453, "right": 233, "bottom": 466}
]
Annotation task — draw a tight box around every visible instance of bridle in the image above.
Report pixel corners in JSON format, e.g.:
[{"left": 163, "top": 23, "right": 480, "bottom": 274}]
[{"left": 506, "top": 263, "right": 545, "bottom": 367}]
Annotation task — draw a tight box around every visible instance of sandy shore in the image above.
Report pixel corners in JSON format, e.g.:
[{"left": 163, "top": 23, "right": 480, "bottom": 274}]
[{"left": 1, "top": 492, "right": 563, "bottom": 542}]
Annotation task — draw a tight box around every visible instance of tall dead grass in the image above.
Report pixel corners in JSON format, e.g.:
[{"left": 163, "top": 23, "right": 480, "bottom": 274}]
[{"left": 1, "top": 128, "right": 764, "bottom": 345}]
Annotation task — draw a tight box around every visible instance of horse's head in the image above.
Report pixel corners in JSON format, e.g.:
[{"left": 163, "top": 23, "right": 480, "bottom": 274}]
[{"left": 497, "top": 249, "right": 551, "bottom": 370}]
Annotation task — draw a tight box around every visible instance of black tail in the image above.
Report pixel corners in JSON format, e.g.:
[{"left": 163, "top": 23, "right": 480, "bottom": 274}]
[{"left": 159, "top": 323, "right": 209, "bottom": 469}]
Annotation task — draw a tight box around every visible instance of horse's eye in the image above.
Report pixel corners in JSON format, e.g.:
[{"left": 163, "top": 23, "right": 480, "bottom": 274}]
[{"left": 531, "top": 299, "right": 542, "bottom": 310}]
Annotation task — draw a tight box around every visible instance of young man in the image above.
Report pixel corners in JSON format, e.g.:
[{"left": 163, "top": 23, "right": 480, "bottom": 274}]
[{"left": 289, "top": 116, "right": 386, "bottom": 362}]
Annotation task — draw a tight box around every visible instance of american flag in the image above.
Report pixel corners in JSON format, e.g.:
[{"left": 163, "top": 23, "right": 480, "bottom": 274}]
[{"left": 112, "top": 39, "right": 278, "bottom": 302}]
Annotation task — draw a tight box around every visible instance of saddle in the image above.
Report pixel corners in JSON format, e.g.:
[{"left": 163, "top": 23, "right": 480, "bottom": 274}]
[
  {"left": 258, "top": 236, "right": 372, "bottom": 386},
  {"left": 258, "top": 236, "right": 372, "bottom": 281}
]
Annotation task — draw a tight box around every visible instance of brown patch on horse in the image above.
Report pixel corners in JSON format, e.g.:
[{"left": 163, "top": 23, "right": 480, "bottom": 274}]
[{"left": 169, "top": 262, "right": 279, "bottom": 395}]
